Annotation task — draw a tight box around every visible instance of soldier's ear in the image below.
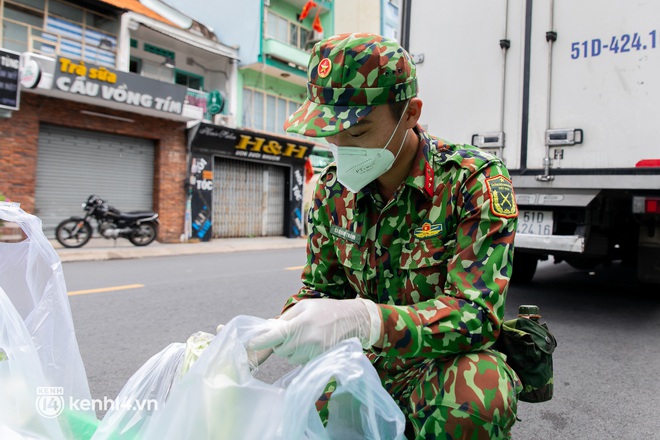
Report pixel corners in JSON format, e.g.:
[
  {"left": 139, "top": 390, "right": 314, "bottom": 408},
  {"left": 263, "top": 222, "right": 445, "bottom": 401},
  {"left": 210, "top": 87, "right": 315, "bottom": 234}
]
[{"left": 404, "top": 98, "right": 422, "bottom": 128}]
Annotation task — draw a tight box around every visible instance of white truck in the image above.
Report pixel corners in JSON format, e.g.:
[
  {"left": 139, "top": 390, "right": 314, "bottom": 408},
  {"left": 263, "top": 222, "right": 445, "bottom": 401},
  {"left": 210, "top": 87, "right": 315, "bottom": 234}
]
[{"left": 404, "top": 0, "right": 660, "bottom": 284}]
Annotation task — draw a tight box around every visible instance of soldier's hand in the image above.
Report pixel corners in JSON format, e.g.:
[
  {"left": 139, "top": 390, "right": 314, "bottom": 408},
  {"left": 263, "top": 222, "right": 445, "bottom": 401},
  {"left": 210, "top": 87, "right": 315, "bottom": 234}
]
[
  {"left": 247, "top": 298, "right": 382, "bottom": 365},
  {"left": 217, "top": 324, "right": 273, "bottom": 369}
]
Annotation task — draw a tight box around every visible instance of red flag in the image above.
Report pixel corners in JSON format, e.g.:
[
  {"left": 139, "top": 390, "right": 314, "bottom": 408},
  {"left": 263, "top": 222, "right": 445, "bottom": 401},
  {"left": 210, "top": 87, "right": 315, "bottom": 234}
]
[
  {"left": 312, "top": 8, "right": 323, "bottom": 33},
  {"left": 304, "top": 157, "right": 314, "bottom": 184},
  {"left": 298, "top": 1, "right": 317, "bottom": 21}
]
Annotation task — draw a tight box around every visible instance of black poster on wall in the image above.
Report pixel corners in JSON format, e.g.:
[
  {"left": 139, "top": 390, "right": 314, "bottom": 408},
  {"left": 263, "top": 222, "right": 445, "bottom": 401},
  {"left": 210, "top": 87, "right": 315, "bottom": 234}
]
[
  {"left": 188, "top": 154, "right": 214, "bottom": 241},
  {"left": 0, "top": 49, "right": 21, "bottom": 111},
  {"left": 290, "top": 164, "right": 306, "bottom": 237}
]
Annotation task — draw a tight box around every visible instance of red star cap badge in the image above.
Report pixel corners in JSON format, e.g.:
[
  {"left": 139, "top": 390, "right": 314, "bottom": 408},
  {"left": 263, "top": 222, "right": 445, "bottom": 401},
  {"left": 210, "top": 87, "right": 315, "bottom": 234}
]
[{"left": 318, "top": 58, "right": 332, "bottom": 78}]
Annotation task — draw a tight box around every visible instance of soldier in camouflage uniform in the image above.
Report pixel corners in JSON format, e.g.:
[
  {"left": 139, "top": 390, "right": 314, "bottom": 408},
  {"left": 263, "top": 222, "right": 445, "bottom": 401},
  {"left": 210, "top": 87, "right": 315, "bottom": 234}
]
[{"left": 249, "top": 33, "right": 522, "bottom": 439}]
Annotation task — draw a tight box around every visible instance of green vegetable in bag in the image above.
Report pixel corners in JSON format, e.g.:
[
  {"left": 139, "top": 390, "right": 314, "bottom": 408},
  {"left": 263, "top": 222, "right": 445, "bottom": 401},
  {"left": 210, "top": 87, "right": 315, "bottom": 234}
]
[{"left": 180, "top": 331, "right": 214, "bottom": 377}]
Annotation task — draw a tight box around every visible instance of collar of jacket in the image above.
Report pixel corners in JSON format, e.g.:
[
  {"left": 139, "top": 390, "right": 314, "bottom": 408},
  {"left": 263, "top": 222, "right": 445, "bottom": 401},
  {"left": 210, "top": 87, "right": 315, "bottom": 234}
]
[
  {"left": 401, "top": 124, "right": 439, "bottom": 200},
  {"left": 354, "top": 125, "right": 442, "bottom": 202}
]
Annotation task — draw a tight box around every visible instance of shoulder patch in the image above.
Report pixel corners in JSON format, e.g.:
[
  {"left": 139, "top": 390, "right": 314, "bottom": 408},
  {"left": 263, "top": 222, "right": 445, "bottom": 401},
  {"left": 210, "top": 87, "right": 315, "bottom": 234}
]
[{"left": 486, "top": 175, "right": 518, "bottom": 218}]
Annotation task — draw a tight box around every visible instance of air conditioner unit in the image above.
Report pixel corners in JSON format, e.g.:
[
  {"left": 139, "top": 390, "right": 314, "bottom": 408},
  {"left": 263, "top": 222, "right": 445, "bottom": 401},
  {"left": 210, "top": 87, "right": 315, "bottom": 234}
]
[
  {"left": 305, "top": 30, "right": 324, "bottom": 49},
  {"left": 309, "top": 30, "right": 323, "bottom": 43},
  {"left": 213, "top": 113, "right": 236, "bottom": 128}
]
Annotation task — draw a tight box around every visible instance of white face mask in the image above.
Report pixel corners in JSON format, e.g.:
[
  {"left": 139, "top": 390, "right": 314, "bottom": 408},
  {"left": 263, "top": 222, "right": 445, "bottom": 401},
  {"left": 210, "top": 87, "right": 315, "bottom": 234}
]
[{"left": 328, "top": 102, "right": 410, "bottom": 193}]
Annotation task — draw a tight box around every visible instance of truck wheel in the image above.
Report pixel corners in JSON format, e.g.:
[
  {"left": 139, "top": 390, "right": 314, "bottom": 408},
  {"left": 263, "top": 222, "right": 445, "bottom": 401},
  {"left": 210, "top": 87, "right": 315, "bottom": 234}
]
[{"left": 512, "top": 252, "right": 538, "bottom": 284}]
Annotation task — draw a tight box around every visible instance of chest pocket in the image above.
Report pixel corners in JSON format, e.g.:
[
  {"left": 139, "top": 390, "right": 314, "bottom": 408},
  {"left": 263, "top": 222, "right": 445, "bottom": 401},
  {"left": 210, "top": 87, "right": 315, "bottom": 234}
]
[
  {"left": 335, "top": 240, "right": 367, "bottom": 271},
  {"left": 399, "top": 236, "right": 455, "bottom": 269}
]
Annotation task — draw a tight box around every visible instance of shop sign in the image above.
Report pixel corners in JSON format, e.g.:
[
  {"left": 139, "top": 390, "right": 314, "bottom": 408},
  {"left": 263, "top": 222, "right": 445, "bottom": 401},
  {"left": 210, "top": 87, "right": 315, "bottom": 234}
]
[
  {"left": 0, "top": 48, "right": 21, "bottom": 111},
  {"left": 191, "top": 123, "right": 312, "bottom": 165},
  {"left": 53, "top": 57, "right": 187, "bottom": 115},
  {"left": 20, "top": 58, "right": 41, "bottom": 89}
]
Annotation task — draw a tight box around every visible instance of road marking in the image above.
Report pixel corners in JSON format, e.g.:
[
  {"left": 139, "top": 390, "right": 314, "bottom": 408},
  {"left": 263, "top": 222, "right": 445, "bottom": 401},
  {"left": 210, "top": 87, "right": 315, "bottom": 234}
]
[
  {"left": 68, "top": 284, "right": 145, "bottom": 296},
  {"left": 285, "top": 265, "right": 305, "bottom": 271}
]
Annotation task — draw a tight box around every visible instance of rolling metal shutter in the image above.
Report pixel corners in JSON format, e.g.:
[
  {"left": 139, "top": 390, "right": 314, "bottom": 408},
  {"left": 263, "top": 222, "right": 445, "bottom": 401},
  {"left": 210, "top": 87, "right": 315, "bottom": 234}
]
[
  {"left": 212, "top": 157, "right": 286, "bottom": 238},
  {"left": 35, "top": 124, "right": 155, "bottom": 236}
]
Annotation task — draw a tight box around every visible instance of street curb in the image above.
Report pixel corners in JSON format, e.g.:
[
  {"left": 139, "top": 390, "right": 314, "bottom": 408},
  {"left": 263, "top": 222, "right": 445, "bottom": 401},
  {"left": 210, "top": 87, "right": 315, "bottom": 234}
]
[{"left": 54, "top": 237, "right": 308, "bottom": 263}]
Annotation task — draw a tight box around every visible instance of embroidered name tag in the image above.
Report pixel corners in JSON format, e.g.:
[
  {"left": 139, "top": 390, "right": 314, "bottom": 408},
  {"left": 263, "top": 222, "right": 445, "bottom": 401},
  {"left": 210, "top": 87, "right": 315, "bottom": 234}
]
[
  {"left": 330, "top": 225, "right": 362, "bottom": 245},
  {"left": 414, "top": 220, "right": 443, "bottom": 239}
]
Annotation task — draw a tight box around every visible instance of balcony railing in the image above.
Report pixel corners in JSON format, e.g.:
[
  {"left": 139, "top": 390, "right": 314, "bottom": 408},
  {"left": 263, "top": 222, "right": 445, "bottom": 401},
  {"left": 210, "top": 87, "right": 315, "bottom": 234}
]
[
  {"left": 1, "top": 17, "right": 116, "bottom": 67},
  {"left": 263, "top": 38, "right": 311, "bottom": 69},
  {"left": 2, "top": 17, "right": 216, "bottom": 123}
]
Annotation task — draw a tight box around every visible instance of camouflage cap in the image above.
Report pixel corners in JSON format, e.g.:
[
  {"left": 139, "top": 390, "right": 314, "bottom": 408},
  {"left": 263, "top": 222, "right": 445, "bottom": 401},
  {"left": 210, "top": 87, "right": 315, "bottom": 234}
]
[{"left": 284, "top": 32, "right": 418, "bottom": 137}]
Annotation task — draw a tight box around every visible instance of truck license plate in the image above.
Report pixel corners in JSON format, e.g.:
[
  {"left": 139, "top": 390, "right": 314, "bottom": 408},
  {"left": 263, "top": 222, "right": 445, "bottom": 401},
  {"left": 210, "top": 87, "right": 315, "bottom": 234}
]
[{"left": 518, "top": 210, "right": 553, "bottom": 235}]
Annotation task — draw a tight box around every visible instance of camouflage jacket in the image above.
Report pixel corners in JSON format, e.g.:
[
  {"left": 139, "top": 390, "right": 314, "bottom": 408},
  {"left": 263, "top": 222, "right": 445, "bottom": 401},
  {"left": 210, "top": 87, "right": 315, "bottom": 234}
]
[{"left": 283, "top": 126, "right": 517, "bottom": 374}]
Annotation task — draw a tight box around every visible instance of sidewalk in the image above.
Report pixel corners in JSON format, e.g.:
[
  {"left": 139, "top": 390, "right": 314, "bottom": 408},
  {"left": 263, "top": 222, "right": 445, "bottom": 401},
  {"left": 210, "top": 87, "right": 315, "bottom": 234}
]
[{"left": 50, "top": 236, "right": 308, "bottom": 263}]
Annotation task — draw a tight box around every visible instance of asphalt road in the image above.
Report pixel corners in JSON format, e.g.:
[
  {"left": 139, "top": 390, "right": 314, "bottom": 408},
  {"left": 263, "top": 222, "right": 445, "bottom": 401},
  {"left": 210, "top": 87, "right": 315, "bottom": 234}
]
[
  {"left": 505, "top": 260, "right": 660, "bottom": 439},
  {"left": 65, "top": 247, "right": 304, "bottom": 409},
  {"left": 64, "top": 249, "right": 660, "bottom": 438}
]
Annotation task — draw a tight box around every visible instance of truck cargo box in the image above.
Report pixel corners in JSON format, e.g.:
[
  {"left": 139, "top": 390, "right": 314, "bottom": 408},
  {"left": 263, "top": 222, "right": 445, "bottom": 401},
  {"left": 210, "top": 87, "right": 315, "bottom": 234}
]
[{"left": 405, "top": 0, "right": 660, "bottom": 283}]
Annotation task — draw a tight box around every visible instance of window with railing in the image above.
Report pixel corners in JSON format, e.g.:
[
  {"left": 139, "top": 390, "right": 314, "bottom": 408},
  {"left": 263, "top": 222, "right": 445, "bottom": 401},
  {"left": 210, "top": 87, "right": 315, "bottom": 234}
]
[
  {"left": 175, "top": 69, "right": 203, "bottom": 91},
  {"left": 0, "top": 0, "right": 118, "bottom": 67},
  {"left": 265, "top": 10, "right": 311, "bottom": 51},
  {"left": 242, "top": 87, "right": 303, "bottom": 137}
]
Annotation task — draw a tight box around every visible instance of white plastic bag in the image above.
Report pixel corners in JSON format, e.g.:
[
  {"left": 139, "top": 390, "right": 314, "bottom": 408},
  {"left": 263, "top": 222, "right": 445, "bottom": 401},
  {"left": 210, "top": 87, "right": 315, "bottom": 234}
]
[
  {"left": 0, "top": 203, "right": 95, "bottom": 435},
  {"left": 91, "top": 343, "right": 185, "bottom": 440},
  {"left": 141, "top": 315, "right": 406, "bottom": 439},
  {"left": 0, "top": 286, "right": 66, "bottom": 439},
  {"left": 279, "top": 339, "right": 405, "bottom": 440}
]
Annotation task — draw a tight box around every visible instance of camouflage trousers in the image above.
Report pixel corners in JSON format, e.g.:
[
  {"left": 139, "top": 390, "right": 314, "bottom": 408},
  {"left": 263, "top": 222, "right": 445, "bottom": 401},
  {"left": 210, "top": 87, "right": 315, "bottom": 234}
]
[{"left": 317, "top": 350, "right": 522, "bottom": 439}]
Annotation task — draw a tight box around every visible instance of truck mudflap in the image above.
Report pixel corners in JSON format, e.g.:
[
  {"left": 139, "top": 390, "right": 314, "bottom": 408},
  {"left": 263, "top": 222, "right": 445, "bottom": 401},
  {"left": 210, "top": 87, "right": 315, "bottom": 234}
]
[{"left": 515, "top": 233, "right": 585, "bottom": 253}]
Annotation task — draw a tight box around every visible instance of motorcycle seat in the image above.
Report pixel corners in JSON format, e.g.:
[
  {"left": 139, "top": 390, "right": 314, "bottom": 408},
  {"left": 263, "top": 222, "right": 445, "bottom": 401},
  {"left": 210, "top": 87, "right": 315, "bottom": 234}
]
[{"left": 119, "top": 211, "right": 158, "bottom": 221}]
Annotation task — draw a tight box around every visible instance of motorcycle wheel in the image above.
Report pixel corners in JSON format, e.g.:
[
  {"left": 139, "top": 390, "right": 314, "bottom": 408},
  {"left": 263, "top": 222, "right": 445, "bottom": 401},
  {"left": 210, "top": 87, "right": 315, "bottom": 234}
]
[
  {"left": 55, "top": 219, "right": 92, "bottom": 248},
  {"left": 129, "top": 222, "right": 158, "bottom": 246}
]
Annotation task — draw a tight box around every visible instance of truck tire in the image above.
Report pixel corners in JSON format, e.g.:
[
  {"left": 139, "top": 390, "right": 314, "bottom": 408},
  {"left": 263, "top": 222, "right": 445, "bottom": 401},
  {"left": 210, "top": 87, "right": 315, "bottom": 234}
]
[{"left": 512, "top": 252, "right": 538, "bottom": 284}]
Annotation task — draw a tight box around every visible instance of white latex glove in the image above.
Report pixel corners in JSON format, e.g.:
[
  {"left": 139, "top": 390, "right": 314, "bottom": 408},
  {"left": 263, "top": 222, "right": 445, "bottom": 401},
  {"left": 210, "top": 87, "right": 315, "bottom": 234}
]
[
  {"left": 216, "top": 324, "right": 273, "bottom": 369},
  {"left": 248, "top": 298, "right": 382, "bottom": 365}
]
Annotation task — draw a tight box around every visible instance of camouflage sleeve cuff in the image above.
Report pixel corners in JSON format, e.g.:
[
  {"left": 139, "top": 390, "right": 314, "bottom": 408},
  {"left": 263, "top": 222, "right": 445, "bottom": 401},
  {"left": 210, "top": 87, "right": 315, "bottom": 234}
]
[
  {"left": 371, "top": 303, "right": 425, "bottom": 357},
  {"left": 281, "top": 287, "right": 333, "bottom": 314},
  {"left": 371, "top": 298, "right": 501, "bottom": 358},
  {"left": 357, "top": 297, "right": 383, "bottom": 348}
]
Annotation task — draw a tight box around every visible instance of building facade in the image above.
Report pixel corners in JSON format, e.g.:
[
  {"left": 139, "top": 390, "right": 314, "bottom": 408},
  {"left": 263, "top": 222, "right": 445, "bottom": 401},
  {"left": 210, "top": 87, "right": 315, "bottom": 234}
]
[
  {"left": 164, "top": 0, "right": 331, "bottom": 239},
  {"left": 1, "top": 0, "right": 312, "bottom": 242},
  {"left": 334, "top": 0, "right": 401, "bottom": 40},
  {"left": 162, "top": 1, "right": 404, "bottom": 239}
]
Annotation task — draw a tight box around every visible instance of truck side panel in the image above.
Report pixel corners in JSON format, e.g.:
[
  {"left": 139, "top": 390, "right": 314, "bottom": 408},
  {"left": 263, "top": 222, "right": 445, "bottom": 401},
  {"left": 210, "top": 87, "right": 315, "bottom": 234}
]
[
  {"left": 527, "top": 0, "right": 660, "bottom": 170},
  {"left": 408, "top": 0, "right": 526, "bottom": 170},
  {"left": 406, "top": 0, "right": 660, "bottom": 284}
]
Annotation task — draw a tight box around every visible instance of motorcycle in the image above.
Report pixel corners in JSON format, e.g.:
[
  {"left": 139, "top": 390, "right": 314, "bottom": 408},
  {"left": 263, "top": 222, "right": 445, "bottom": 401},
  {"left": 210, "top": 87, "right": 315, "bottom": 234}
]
[{"left": 55, "top": 195, "right": 159, "bottom": 248}]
